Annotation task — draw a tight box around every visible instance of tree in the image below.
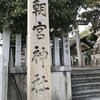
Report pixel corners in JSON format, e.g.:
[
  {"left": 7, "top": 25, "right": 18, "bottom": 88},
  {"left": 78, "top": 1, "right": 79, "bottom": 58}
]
[
  {"left": 49, "top": 0, "right": 85, "bottom": 36},
  {"left": 79, "top": 0, "right": 100, "bottom": 32},
  {"left": 79, "top": 28, "right": 97, "bottom": 43},
  {"left": 77, "top": 0, "right": 100, "bottom": 43},
  {"left": 0, "top": 0, "right": 27, "bottom": 36},
  {"left": 0, "top": 0, "right": 85, "bottom": 36}
]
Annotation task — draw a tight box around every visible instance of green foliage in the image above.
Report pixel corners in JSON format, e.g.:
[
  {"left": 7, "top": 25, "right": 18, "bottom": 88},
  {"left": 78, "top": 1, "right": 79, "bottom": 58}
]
[
  {"left": 87, "top": 32, "right": 97, "bottom": 42},
  {"left": 70, "top": 28, "right": 97, "bottom": 48},
  {"left": 79, "top": 0, "right": 100, "bottom": 32},
  {"left": 80, "top": 28, "right": 97, "bottom": 43},
  {"left": 77, "top": 0, "right": 100, "bottom": 43},
  {"left": 0, "top": 0, "right": 84, "bottom": 36},
  {"left": 49, "top": 0, "right": 85, "bottom": 36},
  {"left": 84, "top": 0, "right": 99, "bottom": 8},
  {"left": 0, "top": 0, "right": 27, "bottom": 35},
  {"left": 79, "top": 29, "right": 89, "bottom": 38}
]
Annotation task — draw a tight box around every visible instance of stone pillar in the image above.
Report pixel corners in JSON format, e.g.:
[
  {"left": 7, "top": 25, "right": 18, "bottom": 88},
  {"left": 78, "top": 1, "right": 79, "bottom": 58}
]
[
  {"left": 51, "top": 72, "right": 66, "bottom": 100},
  {"left": 0, "top": 55, "right": 3, "bottom": 100},
  {"left": 2, "top": 29, "right": 10, "bottom": 100},
  {"left": 74, "top": 28, "right": 82, "bottom": 67},
  {"left": 66, "top": 72, "right": 72, "bottom": 100},
  {"left": 53, "top": 37, "right": 60, "bottom": 66},
  {"left": 91, "top": 30, "right": 100, "bottom": 67},
  {"left": 27, "top": 0, "right": 51, "bottom": 100},
  {"left": 90, "top": 20, "right": 100, "bottom": 67},
  {"left": 50, "top": 40, "right": 53, "bottom": 67},
  {"left": 25, "top": 35, "right": 27, "bottom": 67},
  {"left": 9, "top": 49, "right": 13, "bottom": 68},
  {"left": 51, "top": 31, "right": 72, "bottom": 100},
  {"left": 61, "top": 31, "right": 72, "bottom": 100},
  {"left": 82, "top": 53, "right": 85, "bottom": 66},
  {"left": 15, "top": 34, "right": 21, "bottom": 67},
  {"left": 2, "top": 29, "right": 10, "bottom": 63},
  {"left": 61, "top": 31, "right": 71, "bottom": 70},
  {"left": 71, "top": 54, "right": 74, "bottom": 66}
]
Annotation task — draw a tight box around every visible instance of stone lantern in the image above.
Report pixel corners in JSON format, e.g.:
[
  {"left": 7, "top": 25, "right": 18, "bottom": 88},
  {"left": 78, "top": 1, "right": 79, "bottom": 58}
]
[{"left": 91, "top": 20, "right": 100, "bottom": 67}]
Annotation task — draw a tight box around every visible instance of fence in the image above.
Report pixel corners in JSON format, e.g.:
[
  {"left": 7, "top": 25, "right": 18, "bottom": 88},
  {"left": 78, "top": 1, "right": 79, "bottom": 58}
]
[
  {"left": 9, "top": 31, "right": 71, "bottom": 73},
  {"left": 0, "top": 28, "right": 90, "bottom": 100}
]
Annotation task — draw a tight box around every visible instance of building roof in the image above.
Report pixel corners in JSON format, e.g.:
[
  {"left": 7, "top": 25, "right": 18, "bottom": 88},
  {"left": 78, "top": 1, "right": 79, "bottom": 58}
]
[{"left": 70, "top": 36, "right": 93, "bottom": 54}]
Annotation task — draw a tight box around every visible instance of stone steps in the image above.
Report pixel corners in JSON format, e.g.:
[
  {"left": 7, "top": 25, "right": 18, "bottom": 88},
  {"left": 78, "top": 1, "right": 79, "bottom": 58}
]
[
  {"left": 73, "top": 94, "right": 100, "bottom": 100},
  {"left": 71, "top": 68, "right": 100, "bottom": 100},
  {"left": 72, "top": 77, "right": 100, "bottom": 84},
  {"left": 72, "top": 69, "right": 100, "bottom": 78},
  {"left": 72, "top": 82, "right": 100, "bottom": 91},
  {"left": 73, "top": 89, "right": 100, "bottom": 97}
]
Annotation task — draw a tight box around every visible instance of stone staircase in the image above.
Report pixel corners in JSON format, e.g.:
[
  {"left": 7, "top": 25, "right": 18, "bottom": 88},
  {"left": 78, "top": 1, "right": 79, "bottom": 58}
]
[{"left": 71, "top": 68, "right": 100, "bottom": 100}]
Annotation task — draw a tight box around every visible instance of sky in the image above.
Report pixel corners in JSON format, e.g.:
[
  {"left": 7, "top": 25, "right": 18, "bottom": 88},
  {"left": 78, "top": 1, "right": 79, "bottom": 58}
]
[
  {"left": 79, "top": 22, "right": 92, "bottom": 33},
  {"left": 69, "top": 24, "right": 89, "bottom": 37},
  {"left": 69, "top": 7, "right": 92, "bottom": 37},
  {"left": 79, "top": 25, "right": 88, "bottom": 33},
  {"left": 69, "top": 21, "right": 92, "bottom": 37}
]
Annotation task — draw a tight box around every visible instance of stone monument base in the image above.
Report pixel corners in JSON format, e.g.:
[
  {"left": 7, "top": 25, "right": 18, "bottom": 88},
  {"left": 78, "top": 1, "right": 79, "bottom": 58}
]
[{"left": 90, "top": 54, "right": 100, "bottom": 67}]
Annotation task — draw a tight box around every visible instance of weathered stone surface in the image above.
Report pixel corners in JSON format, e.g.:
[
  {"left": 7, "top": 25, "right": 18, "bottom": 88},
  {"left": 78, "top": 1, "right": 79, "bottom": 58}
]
[
  {"left": 74, "top": 28, "right": 82, "bottom": 66},
  {"left": 51, "top": 72, "right": 66, "bottom": 100},
  {"left": 61, "top": 31, "right": 71, "bottom": 67},
  {"left": 51, "top": 66, "right": 71, "bottom": 72},
  {"left": 0, "top": 55, "right": 3, "bottom": 100},
  {"left": 15, "top": 34, "right": 21, "bottom": 67},
  {"left": 72, "top": 68, "right": 100, "bottom": 100},
  {"left": 53, "top": 37, "right": 60, "bottom": 66},
  {"left": 91, "top": 54, "right": 100, "bottom": 67},
  {"left": 2, "top": 29, "right": 10, "bottom": 63},
  {"left": 27, "top": 0, "right": 51, "bottom": 100},
  {"left": 10, "top": 67, "right": 27, "bottom": 74},
  {"left": 51, "top": 72, "right": 72, "bottom": 100},
  {"left": 8, "top": 74, "right": 27, "bottom": 100},
  {"left": 2, "top": 29, "right": 10, "bottom": 100}
]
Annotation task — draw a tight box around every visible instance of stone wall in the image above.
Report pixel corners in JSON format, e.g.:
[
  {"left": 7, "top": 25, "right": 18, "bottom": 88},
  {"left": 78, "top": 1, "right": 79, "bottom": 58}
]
[
  {"left": 8, "top": 72, "right": 71, "bottom": 100},
  {"left": 8, "top": 74, "right": 27, "bottom": 100}
]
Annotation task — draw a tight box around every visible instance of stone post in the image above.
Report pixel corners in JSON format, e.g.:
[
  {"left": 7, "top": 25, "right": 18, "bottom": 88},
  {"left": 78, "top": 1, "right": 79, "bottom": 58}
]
[
  {"left": 2, "top": 29, "right": 10, "bottom": 100},
  {"left": 15, "top": 34, "right": 21, "bottom": 67},
  {"left": 51, "top": 73, "right": 72, "bottom": 100},
  {"left": 25, "top": 35, "right": 27, "bottom": 67},
  {"left": 91, "top": 30, "right": 100, "bottom": 67},
  {"left": 2, "top": 29, "right": 10, "bottom": 63},
  {"left": 0, "top": 55, "right": 3, "bottom": 100},
  {"left": 27, "top": 0, "right": 51, "bottom": 100},
  {"left": 51, "top": 31, "right": 72, "bottom": 100},
  {"left": 50, "top": 40, "right": 53, "bottom": 67},
  {"left": 61, "top": 31, "right": 71, "bottom": 70},
  {"left": 61, "top": 31, "right": 72, "bottom": 100},
  {"left": 53, "top": 37, "right": 60, "bottom": 66},
  {"left": 82, "top": 53, "right": 85, "bottom": 66},
  {"left": 51, "top": 72, "right": 66, "bottom": 100},
  {"left": 71, "top": 54, "right": 74, "bottom": 66},
  {"left": 74, "top": 28, "right": 82, "bottom": 67},
  {"left": 9, "top": 49, "right": 13, "bottom": 68}
]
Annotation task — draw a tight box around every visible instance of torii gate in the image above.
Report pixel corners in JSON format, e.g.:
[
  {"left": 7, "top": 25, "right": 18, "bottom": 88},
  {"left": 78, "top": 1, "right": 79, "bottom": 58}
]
[{"left": 74, "top": 20, "right": 89, "bottom": 67}]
